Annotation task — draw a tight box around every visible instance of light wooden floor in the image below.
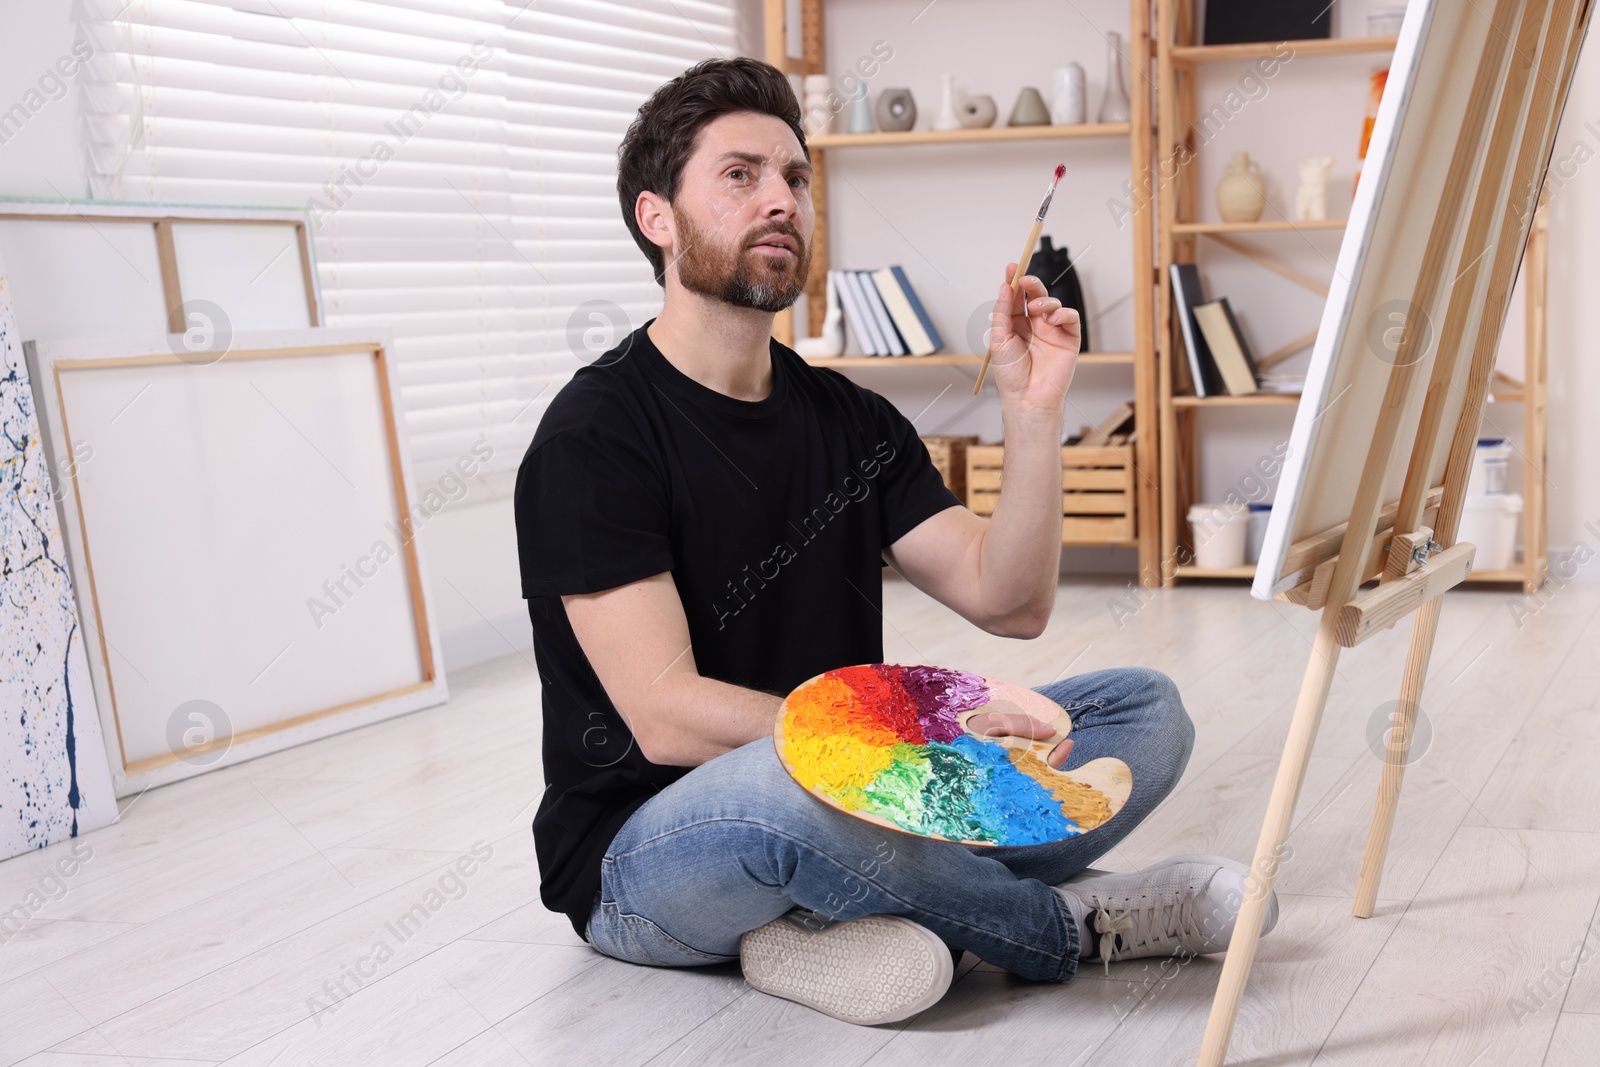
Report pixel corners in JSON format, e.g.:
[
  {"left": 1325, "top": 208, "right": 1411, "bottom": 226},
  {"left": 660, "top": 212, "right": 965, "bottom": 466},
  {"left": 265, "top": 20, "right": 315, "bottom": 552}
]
[{"left": 3, "top": 575, "right": 1598, "bottom": 1066}]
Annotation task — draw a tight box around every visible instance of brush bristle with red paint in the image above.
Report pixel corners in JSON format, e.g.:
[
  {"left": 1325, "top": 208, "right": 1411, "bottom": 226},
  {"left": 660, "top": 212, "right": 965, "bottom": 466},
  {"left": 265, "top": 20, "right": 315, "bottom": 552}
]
[{"left": 1035, "top": 164, "right": 1066, "bottom": 222}]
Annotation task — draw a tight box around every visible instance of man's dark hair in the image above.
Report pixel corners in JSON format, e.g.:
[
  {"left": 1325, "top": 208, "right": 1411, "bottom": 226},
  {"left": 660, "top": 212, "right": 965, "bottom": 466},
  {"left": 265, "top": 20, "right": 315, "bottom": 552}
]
[{"left": 618, "top": 57, "right": 808, "bottom": 286}]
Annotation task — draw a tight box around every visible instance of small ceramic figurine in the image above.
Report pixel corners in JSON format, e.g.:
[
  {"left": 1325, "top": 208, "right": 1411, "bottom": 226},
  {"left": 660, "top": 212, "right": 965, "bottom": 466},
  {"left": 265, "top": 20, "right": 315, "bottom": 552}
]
[
  {"left": 875, "top": 87, "right": 917, "bottom": 132},
  {"left": 1217, "top": 152, "right": 1266, "bottom": 223},
  {"left": 794, "top": 272, "right": 845, "bottom": 358},
  {"left": 1295, "top": 155, "right": 1335, "bottom": 221},
  {"left": 1052, "top": 62, "right": 1087, "bottom": 125},
  {"left": 958, "top": 94, "right": 997, "bottom": 128},
  {"left": 1008, "top": 86, "right": 1051, "bottom": 127}
]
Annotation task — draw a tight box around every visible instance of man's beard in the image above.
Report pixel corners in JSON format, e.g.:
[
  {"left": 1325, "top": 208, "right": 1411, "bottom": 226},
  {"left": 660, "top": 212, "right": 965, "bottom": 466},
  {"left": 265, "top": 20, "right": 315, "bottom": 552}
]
[{"left": 672, "top": 209, "right": 811, "bottom": 313}]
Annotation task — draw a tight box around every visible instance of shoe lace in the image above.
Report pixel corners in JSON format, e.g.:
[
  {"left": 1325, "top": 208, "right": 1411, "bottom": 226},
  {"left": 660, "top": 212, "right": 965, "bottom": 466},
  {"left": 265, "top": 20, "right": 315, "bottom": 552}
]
[{"left": 1090, "top": 889, "right": 1203, "bottom": 974}]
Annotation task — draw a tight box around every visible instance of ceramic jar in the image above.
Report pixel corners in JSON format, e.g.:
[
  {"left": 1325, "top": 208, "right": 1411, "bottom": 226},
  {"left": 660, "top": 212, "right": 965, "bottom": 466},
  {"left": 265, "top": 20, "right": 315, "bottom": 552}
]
[
  {"left": 1217, "top": 152, "right": 1267, "bottom": 222},
  {"left": 802, "top": 73, "right": 833, "bottom": 138},
  {"left": 1051, "top": 63, "right": 1086, "bottom": 125}
]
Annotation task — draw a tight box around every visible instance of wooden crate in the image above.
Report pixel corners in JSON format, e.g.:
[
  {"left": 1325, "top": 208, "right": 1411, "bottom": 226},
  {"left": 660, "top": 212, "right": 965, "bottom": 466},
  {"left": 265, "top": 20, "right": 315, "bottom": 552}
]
[
  {"left": 920, "top": 434, "right": 979, "bottom": 503},
  {"left": 965, "top": 443, "right": 1137, "bottom": 545}
]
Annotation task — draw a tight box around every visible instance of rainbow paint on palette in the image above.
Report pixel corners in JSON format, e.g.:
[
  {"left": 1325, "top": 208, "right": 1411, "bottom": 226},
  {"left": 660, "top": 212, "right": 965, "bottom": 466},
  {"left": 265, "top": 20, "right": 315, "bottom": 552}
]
[{"left": 775, "top": 664, "right": 1132, "bottom": 847}]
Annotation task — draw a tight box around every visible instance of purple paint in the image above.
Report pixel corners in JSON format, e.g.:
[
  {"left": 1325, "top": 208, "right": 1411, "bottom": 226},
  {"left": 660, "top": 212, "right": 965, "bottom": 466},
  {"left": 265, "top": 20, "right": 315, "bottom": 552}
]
[{"left": 890, "top": 665, "right": 991, "bottom": 743}]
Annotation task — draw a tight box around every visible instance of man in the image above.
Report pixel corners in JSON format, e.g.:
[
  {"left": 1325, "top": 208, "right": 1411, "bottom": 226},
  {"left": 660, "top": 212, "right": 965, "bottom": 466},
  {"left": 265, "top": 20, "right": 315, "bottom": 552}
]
[{"left": 514, "top": 56, "right": 1277, "bottom": 1026}]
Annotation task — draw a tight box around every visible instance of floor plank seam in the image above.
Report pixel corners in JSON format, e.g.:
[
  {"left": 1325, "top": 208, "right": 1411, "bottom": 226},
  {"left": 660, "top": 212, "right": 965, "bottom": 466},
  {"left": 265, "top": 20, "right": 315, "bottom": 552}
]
[
  {"left": 1461, "top": 600, "right": 1600, "bottom": 814},
  {"left": 31, "top": 829, "right": 537, "bottom": 1050},
  {"left": 1304, "top": 896, "right": 1418, "bottom": 1066}
]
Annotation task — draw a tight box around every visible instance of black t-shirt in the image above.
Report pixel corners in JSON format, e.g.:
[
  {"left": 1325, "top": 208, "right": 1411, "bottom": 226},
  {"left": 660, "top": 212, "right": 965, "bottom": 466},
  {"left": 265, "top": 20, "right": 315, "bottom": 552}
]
[{"left": 513, "top": 319, "right": 961, "bottom": 937}]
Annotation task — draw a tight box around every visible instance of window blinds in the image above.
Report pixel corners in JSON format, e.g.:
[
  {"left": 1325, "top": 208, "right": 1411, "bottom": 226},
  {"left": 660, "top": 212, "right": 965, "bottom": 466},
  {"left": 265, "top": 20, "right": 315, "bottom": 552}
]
[{"left": 76, "top": 0, "right": 737, "bottom": 500}]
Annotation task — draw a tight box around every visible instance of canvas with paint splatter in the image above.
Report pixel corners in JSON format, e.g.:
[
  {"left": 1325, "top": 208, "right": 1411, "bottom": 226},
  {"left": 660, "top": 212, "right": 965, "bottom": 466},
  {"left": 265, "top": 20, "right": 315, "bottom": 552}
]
[
  {"left": 775, "top": 664, "right": 1132, "bottom": 847},
  {"left": 0, "top": 261, "right": 118, "bottom": 860}
]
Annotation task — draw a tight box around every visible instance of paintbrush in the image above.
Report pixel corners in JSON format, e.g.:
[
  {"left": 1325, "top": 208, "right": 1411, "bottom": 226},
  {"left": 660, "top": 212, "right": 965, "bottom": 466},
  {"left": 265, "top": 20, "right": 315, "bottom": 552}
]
[{"left": 973, "top": 163, "right": 1066, "bottom": 395}]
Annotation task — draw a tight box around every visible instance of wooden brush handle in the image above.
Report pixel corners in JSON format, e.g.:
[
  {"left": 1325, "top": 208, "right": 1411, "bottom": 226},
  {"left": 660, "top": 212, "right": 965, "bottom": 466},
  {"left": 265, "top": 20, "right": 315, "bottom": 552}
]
[{"left": 973, "top": 219, "right": 1046, "bottom": 394}]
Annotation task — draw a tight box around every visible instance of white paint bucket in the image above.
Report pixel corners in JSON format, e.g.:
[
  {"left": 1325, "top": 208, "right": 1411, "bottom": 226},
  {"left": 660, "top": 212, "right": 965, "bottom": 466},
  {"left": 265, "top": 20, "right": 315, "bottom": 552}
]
[
  {"left": 1459, "top": 492, "right": 1522, "bottom": 571},
  {"left": 1188, "top": 503, "right": 1250, "bottom": 569},
  {"left": 1467, "top": 438, "right": 1511, "bottom": 497}
]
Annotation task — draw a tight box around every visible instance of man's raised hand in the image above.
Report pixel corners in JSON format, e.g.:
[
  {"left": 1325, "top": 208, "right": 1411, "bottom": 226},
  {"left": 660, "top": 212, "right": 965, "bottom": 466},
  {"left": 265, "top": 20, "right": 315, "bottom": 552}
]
[{"left": 985, "top": 260, "right": 1080, "bottom": 418}]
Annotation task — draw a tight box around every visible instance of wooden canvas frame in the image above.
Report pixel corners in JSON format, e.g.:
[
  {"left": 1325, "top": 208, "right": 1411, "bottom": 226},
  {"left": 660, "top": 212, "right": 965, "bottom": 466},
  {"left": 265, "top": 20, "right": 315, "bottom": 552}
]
[
  {"left": 1198, "top": 2, "right": 1594, "bottom": 1063},
  {"left": 0, "top": 199, "right": 323, "bottom": 332},
  {"left": 25, "top": 329, "right": 446, "bottom": 795}
]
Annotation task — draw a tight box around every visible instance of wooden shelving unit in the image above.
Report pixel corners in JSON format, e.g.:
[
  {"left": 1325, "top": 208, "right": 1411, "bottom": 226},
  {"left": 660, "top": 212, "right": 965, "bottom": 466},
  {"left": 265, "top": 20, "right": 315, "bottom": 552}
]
[
  {"left": 1171, "top": 218, "right": 1347, "bottom": 234},
  {"left": 1153, "top": 3, "right": 1548, "bottom": 591},
  {"left": 804, "top": 351, "right": 1137, "bottom": 369},
  {"left": 807, "top": 122, "right": 1129, "bottom": 148},
  {"left": 766, "top": 0, "right": 1161, "bottom": 584},
  {"left": 1169, "top": 36, "right": 1398, "bottom": 63},
  {"left": 1171, "top": 393, "right": 1300, "bottom": 407}
]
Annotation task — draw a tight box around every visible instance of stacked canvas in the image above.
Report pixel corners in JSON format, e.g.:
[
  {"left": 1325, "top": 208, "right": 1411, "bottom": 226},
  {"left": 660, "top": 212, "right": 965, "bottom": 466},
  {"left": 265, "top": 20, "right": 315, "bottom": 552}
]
[{"left": 0, "top": 255, "right": 118, "bottom": 860}]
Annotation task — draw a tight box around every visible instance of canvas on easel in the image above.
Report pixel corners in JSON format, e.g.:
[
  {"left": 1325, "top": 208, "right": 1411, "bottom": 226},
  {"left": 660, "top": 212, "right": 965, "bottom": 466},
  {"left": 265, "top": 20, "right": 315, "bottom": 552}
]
[{"left": 1197, "top": 1, "right": 1594, "bottom": 1063}]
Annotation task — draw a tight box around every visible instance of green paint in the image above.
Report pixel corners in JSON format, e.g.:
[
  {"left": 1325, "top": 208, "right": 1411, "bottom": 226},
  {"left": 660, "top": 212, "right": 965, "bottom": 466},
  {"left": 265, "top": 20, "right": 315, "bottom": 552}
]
[
  {"left": 916, "top": 742, "right": 1000, "bottom": 842},
  {"left": 863, "top": 743, "right": 933, "bottom": 826}
]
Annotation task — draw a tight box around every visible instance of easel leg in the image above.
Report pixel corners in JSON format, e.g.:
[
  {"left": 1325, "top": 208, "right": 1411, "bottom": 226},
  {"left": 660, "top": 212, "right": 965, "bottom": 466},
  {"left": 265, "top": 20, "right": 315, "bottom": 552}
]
[
  {"left": 1196, "top": 615, "right": 1343, "bottom": 1066},
  {"left": 1351, "top": 597, "right": 1443, "bottom": 917}
]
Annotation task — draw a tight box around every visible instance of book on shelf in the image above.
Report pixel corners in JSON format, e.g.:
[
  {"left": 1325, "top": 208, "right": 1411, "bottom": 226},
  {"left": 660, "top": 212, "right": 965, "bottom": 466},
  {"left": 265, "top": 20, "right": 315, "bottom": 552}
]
[
  {"left": 835, "top": 270, "right": 882, "bottom": 354},
  {"left": 830, "top": 266, "right": 945, "bottom": 357},
  {"left": 1169, "top": 264, "right": 1222, "bottom": 397},
  {"left": 1257, "top": 376, "right": 1305, "bottom": 394},
  {"left": 856, "top": 269, "right": 907, "bottom": 355},
  {"left": 872, "top": 266, "right": 944, "bottom": 356},
  {"left": 1191, "top": 297, "right": 1262, "bottom": 396},
  {"left": 890, "top": 265, "right": 944, "bottom": 351}
]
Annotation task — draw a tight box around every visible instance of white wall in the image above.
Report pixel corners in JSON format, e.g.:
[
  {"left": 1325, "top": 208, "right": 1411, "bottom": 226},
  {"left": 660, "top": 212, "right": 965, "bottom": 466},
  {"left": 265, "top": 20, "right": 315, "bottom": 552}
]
[
  {"left": 1541, "top": 50, "right": 1600, "bottom": 573},
  {"left": 0, "top": 1, "right": 87, "bottom": 198}
]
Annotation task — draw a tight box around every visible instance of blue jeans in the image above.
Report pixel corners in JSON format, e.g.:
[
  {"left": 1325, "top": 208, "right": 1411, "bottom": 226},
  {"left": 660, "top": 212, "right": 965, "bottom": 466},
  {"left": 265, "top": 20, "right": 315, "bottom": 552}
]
[{"left": 585, "top": 667, "right": 1194, "bottom": 983}]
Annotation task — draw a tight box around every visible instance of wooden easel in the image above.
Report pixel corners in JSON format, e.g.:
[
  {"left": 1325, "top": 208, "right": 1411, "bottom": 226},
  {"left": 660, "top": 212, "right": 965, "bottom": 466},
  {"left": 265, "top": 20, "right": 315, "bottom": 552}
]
[{"left": 1195, "top": 0, "right": 1594, "bottom": 1062}]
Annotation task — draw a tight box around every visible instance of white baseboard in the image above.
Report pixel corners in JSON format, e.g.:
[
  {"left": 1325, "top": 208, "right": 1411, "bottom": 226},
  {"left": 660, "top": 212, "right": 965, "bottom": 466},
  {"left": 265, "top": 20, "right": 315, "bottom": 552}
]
[
  {"left": 441, "top": 608, "right": 533, "bottom": 673},
  {"left": 1546, "top": 542, "right": 1600, "bottom": 581}
]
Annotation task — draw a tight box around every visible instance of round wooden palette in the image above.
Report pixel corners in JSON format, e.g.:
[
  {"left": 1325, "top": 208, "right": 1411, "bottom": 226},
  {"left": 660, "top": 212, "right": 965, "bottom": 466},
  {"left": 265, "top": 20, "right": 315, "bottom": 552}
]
[{"left": 773, "top": 663, "right": 1132, "bottom": 847}]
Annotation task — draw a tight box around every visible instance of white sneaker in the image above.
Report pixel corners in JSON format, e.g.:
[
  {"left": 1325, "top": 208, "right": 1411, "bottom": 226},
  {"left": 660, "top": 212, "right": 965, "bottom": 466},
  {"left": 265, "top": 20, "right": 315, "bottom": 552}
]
[
  {"left": 739, "top": 911, "right": 954, "bottom": 1025},
  {"left": 1054, "top": 854, "right": 1280, "bottom": 972}
]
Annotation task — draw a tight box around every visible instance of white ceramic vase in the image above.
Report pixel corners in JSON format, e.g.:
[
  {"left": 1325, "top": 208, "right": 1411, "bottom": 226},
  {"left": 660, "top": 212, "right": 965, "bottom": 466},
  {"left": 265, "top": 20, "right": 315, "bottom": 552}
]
[
  {"left": 847, "top": 82, "right": 874, "bottom": 134},
  {"left": 802, "top": 73, "right": 833, "bottom": 138},
  {"left": 1051, "top": 63, "right": 1086, "bottom": 125},
  {"left": 933, "top": 73, "right": 963, "bottom": 131},
  {"left": 1098, "top": 32, "right": 1131, "bottom": 123}
]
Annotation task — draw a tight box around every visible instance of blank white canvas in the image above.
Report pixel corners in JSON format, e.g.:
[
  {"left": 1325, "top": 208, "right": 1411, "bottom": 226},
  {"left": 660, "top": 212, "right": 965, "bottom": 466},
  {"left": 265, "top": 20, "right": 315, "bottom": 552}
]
[
  {"left": 171, "top": 222, "right": 313, "bottom": 331},
  {"left": 0, "top": 219, "right": 167, "bottom": 340},
  {"left": 55, "top": 346, "right": 426, "bottom": 766},
  {"left": 1253, "top": 1, "right": 1521, "bottom": 597}
]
